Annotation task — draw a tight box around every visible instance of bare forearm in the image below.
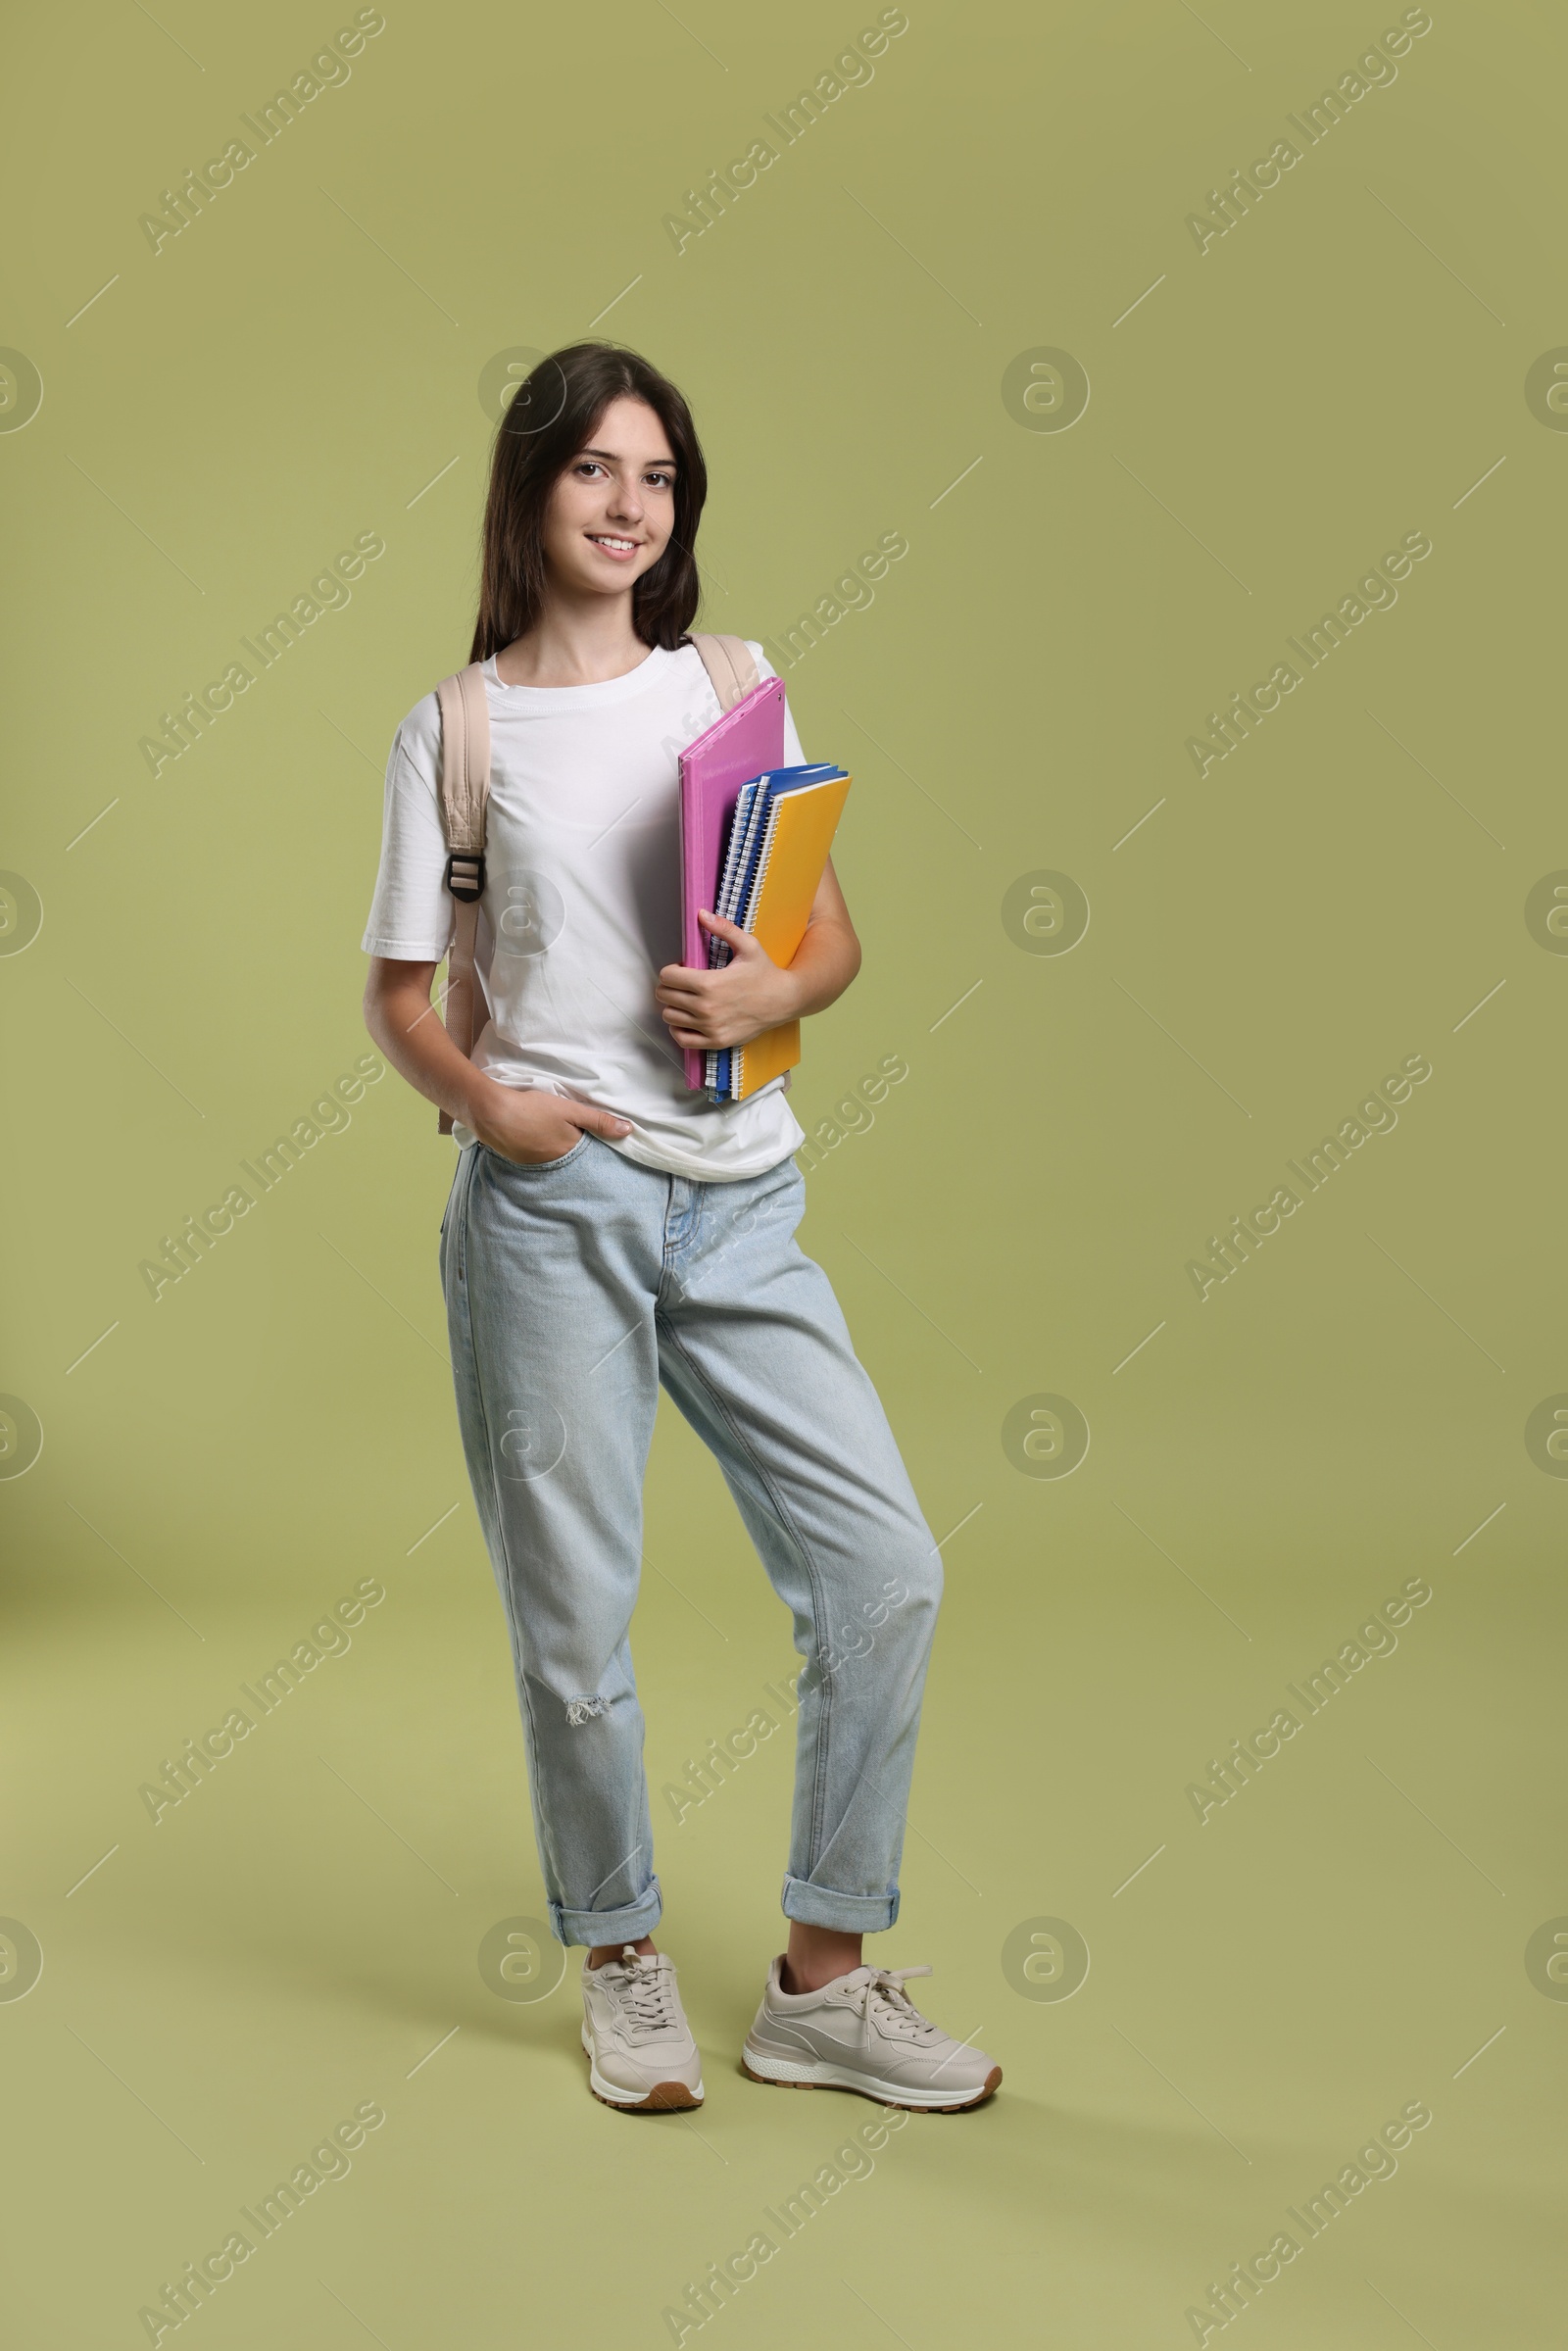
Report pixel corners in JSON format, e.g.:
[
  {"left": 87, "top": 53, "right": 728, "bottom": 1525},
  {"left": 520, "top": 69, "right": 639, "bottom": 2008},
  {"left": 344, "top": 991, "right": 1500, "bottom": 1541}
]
[
  {"left": 775, "top": 914, "right": 861, "bottom": 1019},
  {"left": 363, "top": 962, "right": 501, "bottom": 1130}
]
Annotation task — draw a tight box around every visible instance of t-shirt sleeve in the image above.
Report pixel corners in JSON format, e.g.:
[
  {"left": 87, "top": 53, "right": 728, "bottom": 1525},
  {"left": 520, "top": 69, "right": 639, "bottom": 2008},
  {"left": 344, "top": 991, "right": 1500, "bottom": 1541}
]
[
  {"left": 361, "top": 704, "right": 456, "bottom": 960},
  {"left": 748, "top": 643, "right": 808, "bottom": 767}
]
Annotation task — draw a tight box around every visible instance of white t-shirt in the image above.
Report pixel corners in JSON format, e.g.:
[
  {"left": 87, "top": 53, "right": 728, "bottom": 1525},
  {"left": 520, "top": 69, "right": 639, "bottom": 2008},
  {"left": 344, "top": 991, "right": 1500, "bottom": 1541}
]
[{"left": 361, "top": 639, "right": 808, "bottom": 1180}]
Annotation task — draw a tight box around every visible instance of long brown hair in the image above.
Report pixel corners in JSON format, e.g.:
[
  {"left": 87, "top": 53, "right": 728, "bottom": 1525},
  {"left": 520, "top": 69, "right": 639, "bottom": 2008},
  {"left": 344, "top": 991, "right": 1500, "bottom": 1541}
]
[{"left": 469, "top": 342, "right": 708, "bottom": 663}]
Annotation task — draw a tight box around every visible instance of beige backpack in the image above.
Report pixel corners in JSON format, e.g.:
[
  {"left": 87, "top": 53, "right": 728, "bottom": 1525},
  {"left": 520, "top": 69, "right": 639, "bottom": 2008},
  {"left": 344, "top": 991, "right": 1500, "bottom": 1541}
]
[{"left": 431, "top": 634, "right": 760, "bottom": 1134}]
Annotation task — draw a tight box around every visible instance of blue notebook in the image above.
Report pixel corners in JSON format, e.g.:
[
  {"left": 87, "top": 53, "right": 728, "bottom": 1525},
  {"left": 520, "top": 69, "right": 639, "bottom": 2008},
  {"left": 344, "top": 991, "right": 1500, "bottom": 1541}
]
[{"left": 705, "top": 764, "right": 849, "bottom": 1098}]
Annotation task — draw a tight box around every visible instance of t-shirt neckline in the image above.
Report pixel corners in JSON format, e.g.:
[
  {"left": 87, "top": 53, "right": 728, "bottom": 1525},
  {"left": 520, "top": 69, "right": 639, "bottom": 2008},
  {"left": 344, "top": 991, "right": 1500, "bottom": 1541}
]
[{"left": 482, "top": 643, "right": 678, "bottom": 710}]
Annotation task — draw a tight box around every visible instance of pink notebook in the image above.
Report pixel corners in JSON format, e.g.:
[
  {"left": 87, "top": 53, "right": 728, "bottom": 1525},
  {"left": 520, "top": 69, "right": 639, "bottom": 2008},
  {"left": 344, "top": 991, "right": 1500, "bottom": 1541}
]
[{"left": 677, "top": 675, "right": 786, "bottom": 1090}]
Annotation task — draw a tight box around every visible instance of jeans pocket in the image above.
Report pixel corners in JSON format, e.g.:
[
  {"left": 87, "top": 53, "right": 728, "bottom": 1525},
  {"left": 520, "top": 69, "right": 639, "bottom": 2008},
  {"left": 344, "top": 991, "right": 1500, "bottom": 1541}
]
[{"left": 486, "top": 1133, "right": 592, "bottom": 1176}]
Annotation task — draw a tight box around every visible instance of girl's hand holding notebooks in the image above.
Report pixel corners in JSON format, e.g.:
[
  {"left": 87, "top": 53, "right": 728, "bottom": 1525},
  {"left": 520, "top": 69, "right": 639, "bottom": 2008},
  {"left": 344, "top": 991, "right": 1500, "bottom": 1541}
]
[{"left": 655, "top": 908, "right": 806, "bottom": 1051}]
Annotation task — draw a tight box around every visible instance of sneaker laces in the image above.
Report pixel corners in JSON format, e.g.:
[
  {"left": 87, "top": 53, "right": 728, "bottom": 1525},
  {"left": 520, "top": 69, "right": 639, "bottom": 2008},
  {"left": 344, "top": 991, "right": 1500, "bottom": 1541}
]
[
  {"left": 838, "top": 1963, "right": 943, "bottom": 2042},
  {"left": 602, "top": 1948, "right": 682, "bottom": 2039}
]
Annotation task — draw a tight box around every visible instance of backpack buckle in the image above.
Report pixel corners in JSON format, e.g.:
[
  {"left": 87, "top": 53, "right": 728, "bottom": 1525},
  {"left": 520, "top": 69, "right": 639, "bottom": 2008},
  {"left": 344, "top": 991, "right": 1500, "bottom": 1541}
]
[{"left": 445, "top": 850, "right": 485, "bottom": 904}]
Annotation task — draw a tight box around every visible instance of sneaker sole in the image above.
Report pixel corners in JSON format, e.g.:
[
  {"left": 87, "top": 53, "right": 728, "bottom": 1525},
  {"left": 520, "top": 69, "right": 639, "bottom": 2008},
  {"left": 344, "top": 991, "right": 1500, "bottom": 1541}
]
[
  {"left": 581, "top": 2027, "right": 704, "bottom": 2112},
  {"left": 741, "top": 2043, "right": 1002, "bottom": 2112}
]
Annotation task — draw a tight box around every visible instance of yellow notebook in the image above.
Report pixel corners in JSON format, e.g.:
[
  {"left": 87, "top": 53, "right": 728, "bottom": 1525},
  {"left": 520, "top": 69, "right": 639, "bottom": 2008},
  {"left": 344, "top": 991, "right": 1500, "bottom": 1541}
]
[{"left": 733, "top": 772, "right": 852, "bottom": 1101}]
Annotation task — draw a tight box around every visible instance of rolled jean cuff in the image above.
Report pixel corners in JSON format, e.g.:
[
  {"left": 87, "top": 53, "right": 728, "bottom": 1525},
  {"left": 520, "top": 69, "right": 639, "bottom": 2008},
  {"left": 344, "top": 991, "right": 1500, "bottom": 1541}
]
[
  {"left": 781, "top": 1873, "right": 901, "bottom": 1934},
  {"left": 550, "top": 1875, "right": 663, "bottom": 1949}
]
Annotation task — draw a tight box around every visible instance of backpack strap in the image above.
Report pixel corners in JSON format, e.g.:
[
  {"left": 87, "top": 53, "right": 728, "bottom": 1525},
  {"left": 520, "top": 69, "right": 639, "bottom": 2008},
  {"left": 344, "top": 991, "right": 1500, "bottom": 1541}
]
[
  {"left": 690, "top": 632, "right": 760, "bottom": 712},
  {"left": 433, "top": 662, "right": 492, "bottom": 1138}
]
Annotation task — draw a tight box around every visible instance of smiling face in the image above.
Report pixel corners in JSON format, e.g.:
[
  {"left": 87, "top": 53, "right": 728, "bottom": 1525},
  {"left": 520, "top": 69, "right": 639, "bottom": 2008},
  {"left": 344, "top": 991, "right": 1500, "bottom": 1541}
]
[{"left": 539, "top": 394, "right": 678, "bottom": 604}]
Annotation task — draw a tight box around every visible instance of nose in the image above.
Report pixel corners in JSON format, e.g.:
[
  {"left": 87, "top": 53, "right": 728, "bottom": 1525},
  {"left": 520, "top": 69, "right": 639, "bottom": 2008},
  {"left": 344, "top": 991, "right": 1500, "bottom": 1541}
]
[{"left": 606, "top": 470, "right": 644, "bottom": 523}]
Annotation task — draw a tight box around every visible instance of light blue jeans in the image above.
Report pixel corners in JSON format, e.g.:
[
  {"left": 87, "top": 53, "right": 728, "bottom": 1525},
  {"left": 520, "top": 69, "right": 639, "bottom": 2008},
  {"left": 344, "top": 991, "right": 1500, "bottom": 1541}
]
[{"left": 439, "top": 1133, "right": 944, "bottom": 1948}]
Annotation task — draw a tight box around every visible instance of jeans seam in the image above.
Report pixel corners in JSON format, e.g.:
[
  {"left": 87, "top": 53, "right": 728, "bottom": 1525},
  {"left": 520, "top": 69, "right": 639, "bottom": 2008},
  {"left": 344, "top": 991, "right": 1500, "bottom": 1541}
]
[
  {"left": 454, "top": 1151, "right": 563, "bottom": 1908},
  {"left": 655, "top": 1316, "right": 834, "bottom": 1878}
]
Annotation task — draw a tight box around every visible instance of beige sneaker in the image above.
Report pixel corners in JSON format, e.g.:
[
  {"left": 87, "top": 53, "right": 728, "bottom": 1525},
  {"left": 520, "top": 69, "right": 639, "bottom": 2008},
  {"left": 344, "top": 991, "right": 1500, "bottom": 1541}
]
[
  {"left": 580, "top": 1946, "right": 704, "bottom": 2111},
  {"left": 743, "top": 1956, "right": 1001, "bottom": 2111}
]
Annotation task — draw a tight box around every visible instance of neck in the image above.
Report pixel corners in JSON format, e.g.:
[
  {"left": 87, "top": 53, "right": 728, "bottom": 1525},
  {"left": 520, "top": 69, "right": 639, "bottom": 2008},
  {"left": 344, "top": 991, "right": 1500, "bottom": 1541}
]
[{"left": 496, "top": 584, "right": 654, "bottom": 687}]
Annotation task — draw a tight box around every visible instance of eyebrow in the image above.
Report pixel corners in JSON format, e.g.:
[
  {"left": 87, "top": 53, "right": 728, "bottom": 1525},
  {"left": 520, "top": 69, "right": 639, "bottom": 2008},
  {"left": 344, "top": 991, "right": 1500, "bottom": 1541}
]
[{"left": 578, "top": 446, "right": 677, "bottom": 468}]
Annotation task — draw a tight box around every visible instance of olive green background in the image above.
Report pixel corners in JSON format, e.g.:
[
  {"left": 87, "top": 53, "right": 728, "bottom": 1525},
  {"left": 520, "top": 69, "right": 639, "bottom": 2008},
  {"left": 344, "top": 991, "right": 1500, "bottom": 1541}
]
[{"left": 3, "top": 0, "right": 1564, "bottom": 2343}]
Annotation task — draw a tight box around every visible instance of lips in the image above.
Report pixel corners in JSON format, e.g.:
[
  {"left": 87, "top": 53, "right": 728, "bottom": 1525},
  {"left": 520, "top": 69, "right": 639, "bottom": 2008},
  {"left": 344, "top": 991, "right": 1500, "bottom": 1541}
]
[{"left": 587, "top": 534, "right": 641, "bottom": 562}]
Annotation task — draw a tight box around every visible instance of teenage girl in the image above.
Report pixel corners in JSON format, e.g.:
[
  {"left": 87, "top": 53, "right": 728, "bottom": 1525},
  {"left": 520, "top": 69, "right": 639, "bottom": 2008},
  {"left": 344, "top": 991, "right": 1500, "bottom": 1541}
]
[{"left": 363, "top": 342, "right": 1000, "bottom": 2114}]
